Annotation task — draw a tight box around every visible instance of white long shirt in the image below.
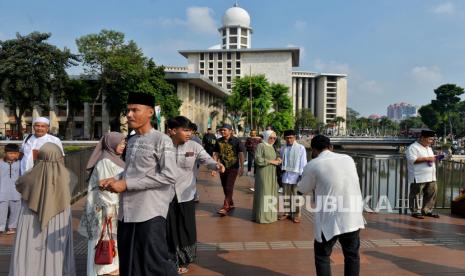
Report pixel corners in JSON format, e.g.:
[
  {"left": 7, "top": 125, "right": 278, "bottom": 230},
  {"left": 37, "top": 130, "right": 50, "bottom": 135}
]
[
  {"left": 406, "top": 141, "right": 436, "bottom": 184},
  {"left": 280, "top": 143, "right": 307, "bottom": 184},
  {"left": 298, "top": 150, "right": 365, "bottom": 242},
  {"left": 20, "top": 133, "right": 64, "bottom": 174}
]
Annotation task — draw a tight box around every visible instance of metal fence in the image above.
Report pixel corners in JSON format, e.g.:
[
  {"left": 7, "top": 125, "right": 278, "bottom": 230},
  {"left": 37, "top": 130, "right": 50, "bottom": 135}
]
[
  {"left": 64, "top": 148, "right": 94, "bottom": 203},
  {"left": 346, "top": 152, "right": 465, "bottom": 214}
]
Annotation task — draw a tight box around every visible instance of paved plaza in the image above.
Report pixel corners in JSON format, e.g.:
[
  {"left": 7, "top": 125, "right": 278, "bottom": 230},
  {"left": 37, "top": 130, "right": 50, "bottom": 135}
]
[{"left": 1, "top": 167, "right": 465, "bottom": 275}]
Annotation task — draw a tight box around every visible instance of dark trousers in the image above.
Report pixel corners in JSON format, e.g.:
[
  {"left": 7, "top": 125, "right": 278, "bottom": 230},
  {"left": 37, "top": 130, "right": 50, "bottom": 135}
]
[
  {"left": 314, "top": 230, "right": 360, "bottom": 276},
  {"left": 219, "top": 168, "right": 238, "bottom": 208},
  {"left": 247, "top": 151, "right": 255, "bottom": 172},
  {"left": 118, "top": 216, "right": 177, "bottom": 276}
]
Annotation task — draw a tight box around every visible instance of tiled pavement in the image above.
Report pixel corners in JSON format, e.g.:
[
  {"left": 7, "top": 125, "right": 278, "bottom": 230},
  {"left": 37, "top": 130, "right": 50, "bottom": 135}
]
[{"left": 1, "top": 167, "right": 465, "bottom": 275}]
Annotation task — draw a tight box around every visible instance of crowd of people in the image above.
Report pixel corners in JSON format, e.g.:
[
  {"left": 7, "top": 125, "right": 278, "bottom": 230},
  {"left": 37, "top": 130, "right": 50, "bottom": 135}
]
[{"left": 0, "top": 92, "right": 444, "bottom": 276}]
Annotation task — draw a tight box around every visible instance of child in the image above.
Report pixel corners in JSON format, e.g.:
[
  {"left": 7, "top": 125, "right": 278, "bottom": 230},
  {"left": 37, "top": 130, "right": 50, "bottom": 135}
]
[{"left": 0, "top": 143, "right": 21, "bottom": 234}]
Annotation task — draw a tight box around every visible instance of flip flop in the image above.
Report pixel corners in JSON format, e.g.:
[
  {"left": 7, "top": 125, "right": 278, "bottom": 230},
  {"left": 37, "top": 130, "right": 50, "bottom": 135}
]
[{"left": 178, "top": 267, "right": 189, "bottom": 274}]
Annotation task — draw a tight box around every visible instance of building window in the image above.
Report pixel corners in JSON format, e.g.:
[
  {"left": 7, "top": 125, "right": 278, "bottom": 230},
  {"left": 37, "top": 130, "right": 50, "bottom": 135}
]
[
  {"left": 327, "top": 76, "right": 337, "bottom": 82},
  {"left": 218, "top": 76, "right": 222, "bottom": 82},
  {"left": 229, "top": 37, "right": 237, "bottom": 43},
  {"left": 209, "top": 62, "right": 214, "bottom": 69},
  {"left": 200, "top": 62, "right": 204, "bottom": 69},
  {"left": 227, "top": 83, "right": 232, "bottom": 89},
  {"left": 209, "top": 70, "right": 214, "bottom": 75},
  {"left": 227, "top": 52, "right": 232, "bottom": 60},
  {"left": 241, "top": 29, "right": 247, "bottom": 36},
  {"left": 200, "top": 70, "right": 204, "bottom": 75},
  {"left": 241, "top": 37, "right": 247, "bottom": 45},
  {"left": 227, "top": 70, "right": 231, "bottom": 75},
  {"left": 230, "top": 28, "right": 237, "bottom": 35},
  {"left": 236, "top": 52, "right": 241, "bottom": 59},
  {"left": 236, "top": 61, "right": 241, "bottom": 68},
  {"left": 209, "top": 76, "right": 213, "bottom": 81},
  {"left": 218, "top": 70, "right": 223, "bottom": 75},
  {"left": 227, "top": 76, "right": 232, "bottom": 82},
  {"left": 236, "top": 69, "right": 241, "bottom": 75},
  {"left": 218, "top": 62, "right": 223, "bottom": 68},
  {"left": 227, "top": 62, "right": 232, "bottom": 68},
  {"left": 209, "top": 53, "right": 213, "bottom": 60},
  {"left": 200, "top": 53, "right": 204, "bottom": 60},
  {"left": 230, "top": 45, "right": 237, "bottom": 49},
  {"left": 222, "top": 29, "right": 226, "bottom": 36},
  {"left": 218, "top": 53, "right": 222, "bottom": 60}
]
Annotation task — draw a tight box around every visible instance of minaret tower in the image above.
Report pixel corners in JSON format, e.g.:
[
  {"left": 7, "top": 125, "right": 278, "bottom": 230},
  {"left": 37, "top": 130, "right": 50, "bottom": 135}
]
[{"left": 219, "top": 2, "right": 252, "bottom": 49}]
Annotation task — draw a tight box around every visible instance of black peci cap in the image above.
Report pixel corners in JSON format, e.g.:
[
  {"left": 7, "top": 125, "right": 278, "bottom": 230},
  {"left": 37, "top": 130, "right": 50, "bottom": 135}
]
[{"left": 127, "top": 92, "right": 155, "bottom": 108}]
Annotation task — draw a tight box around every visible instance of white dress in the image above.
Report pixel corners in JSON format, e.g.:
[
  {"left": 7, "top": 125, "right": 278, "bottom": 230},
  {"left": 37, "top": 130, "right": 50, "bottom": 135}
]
[{"left": 78, "top": 159, "right": 123, "bottom": 276}]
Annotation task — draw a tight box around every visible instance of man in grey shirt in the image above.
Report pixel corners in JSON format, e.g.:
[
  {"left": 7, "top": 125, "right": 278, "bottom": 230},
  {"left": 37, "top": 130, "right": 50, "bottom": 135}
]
[
  {"left": 165, "top": 116, "right": 224, "bottom": 274},
  {"left": 100, "top": 92, "right": 178, "bottom": 276}
]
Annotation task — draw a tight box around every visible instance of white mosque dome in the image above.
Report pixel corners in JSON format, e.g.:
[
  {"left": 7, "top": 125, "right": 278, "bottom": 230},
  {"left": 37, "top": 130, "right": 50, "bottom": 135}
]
[{"left": 222, "top": 5, "right": 251, "bottom": 28}]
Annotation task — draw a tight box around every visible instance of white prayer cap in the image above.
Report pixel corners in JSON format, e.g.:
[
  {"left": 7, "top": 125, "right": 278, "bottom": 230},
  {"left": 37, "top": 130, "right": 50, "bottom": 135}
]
[{"left": 33, "top": 117, "right": 50, "bottom": 125}]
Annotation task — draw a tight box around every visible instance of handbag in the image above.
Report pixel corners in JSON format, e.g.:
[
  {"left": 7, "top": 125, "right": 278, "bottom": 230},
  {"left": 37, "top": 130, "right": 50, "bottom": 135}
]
[{"left": 94, "top": 217, "right": 116, "bottom": 265}]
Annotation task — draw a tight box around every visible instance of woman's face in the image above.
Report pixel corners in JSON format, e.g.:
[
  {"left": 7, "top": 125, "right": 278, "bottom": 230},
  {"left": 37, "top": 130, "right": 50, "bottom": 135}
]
[
  {"left": 268, "top": 135, "right": 277, "bottom": 145},
  {"left": 115, "top": 139, "right": 126, "bottom": 155}
]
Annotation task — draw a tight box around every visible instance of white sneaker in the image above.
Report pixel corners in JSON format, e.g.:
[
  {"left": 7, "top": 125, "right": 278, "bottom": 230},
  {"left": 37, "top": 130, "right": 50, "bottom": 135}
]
[
  {"left": 249, "top": 187, "right": 255, "bottom": 192},
  {"left": 278, "top": 187, "right": 283, "bottom": 193}
]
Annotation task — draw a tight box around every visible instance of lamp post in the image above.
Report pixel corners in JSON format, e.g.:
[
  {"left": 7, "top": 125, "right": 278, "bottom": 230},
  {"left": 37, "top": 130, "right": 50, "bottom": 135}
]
[{"left": 249, "top": 65, "right": 253, "bottom": 131}]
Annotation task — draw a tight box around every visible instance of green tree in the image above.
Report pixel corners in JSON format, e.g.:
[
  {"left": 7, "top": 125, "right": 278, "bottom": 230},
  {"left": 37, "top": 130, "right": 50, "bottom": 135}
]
[
  {"left": 231, "top": 75, "right": 271, "bottom": 130},
  {"left": 266, "top": 83, "right": 294, "bottom": 133},
  {"left": 430, "top": 84, "right": 464, "bottom": 138},
  {"left": 333, "top": 116, "right": 346, "bottom": 135},
  {"left": 418, "top": 104, "right": 441, "bottom": 133},
  {"left": 76, "top": 30, "right": 178, "bottom": 134},
  {"left": 346, "top": 107, "right": 360, "bottom": 133},
  {"left": 0, "top": 32, "right": 78, "bottom": 137},
  {"left": 295, "top": 108, "right": 317, "bottom": 131},
  {"left": 399, "top": 116, "right": 425, "bottom": 135}
]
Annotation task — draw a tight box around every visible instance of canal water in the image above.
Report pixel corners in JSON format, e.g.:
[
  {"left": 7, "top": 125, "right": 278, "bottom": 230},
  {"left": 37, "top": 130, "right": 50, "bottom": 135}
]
[{"left": 306, "top": 148, "right": 465, "bottom": 212}]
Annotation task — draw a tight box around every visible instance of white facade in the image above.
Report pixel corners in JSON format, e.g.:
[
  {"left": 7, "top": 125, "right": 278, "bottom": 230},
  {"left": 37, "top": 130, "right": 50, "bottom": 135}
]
[{"left": 175, "top": 4, "right": 348, "bottom": 127}]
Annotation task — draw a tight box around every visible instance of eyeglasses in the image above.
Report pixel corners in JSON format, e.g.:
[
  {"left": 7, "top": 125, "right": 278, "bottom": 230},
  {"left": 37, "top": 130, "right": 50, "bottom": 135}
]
[{"left": 269, "top": 137, "right": 277, "bottom": 140}]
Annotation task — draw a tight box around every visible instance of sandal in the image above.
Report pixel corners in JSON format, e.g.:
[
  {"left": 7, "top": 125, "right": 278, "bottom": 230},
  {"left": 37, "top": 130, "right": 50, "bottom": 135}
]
[
  {"left": 5, "top": 229, "right": 16, "bottom": 235},
  {"left": 178, "top": 267, "right": 189, "bottom": 274},
  {"left": 278, "top": 214, "right": 289, "bottom": 221},
  {"left": 293, "top": 218, "right": 301, "bottom": 223},
  {"left": 217, "top": 208, "right": 228, "bottom": 216},
  {"left": 423, "top": 212, "right": 440, "bottom": 218},
  {"left": 412, "top": 213, "right": 424, "bottom": 219}
]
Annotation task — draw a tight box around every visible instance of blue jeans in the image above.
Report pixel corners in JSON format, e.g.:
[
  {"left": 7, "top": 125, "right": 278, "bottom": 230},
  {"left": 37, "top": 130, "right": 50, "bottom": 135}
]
[{"left": 314, "top": 230, "right": 360, "bottom": 276}]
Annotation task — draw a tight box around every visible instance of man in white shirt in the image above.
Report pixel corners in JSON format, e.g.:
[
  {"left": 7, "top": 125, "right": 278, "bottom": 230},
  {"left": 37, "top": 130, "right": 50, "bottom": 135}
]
[
  {"left": 280, "top": 129, "right": 307, "bottom": 223},
  {"left": 20, "top": 117, "right": 64, "bottom": 174},
  {"left": 406, "top": 130, "right": 440, "bottom": 219},
  {"left": 298, "top": 135, "right": 365, "bottom": 276}
]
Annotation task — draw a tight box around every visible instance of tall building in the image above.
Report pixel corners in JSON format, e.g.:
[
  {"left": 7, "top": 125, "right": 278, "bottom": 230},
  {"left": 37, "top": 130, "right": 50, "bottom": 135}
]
[
  {"left": 173, "top": 3, "right": 347, "bottom": 127},
  {"left": 387, "top": 102, "right": 418, "bottom": 121}
]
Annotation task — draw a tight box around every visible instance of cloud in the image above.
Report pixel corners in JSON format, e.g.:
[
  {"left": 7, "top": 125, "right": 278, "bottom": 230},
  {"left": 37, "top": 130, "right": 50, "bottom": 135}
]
[
  {"left": 411, "top": 65, "right": 443, "bottom": 84},
  {"left": 313, "top": 59, "right": 350, "bottom": 74},
  {"left": 148, "top": 7, "right": 217, "bottom": 35},
  {"left": 294, "top": 20, "right": 307, "bottom": 30},
  {"left": 185, "top": 7, "right": 217, "bottom": 34},
  {"left": 431, "top": 2, "right": 456, "bottom": 15}
]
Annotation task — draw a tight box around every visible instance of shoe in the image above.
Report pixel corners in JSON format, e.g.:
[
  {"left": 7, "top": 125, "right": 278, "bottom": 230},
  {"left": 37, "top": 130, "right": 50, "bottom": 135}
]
[
  {"left": 278, "top": 187, "right": 283, "bottom": 193},
  {"left": 5, "top": 229, "right": 16, "bottom": 235},
  {"left": 422, "top": 212, "right": 440, "bottom": 218},
  {"left": 249, "top": 187, "right": 255, "bottom": 192},
  {"left": 293, "top": 218, "right": 301, "bottom": 223},
  {"left": 412, "top": 213, "right": 424, "bottom": 219},
  {"left": 278, "top": 214, "right": 289, "bottom": 221}
]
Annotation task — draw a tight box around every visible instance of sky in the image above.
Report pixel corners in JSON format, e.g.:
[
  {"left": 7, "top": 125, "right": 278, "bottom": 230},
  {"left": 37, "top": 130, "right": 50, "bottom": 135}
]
[{"left": 1, "top": 0, "right": 465, "bottom": 116}]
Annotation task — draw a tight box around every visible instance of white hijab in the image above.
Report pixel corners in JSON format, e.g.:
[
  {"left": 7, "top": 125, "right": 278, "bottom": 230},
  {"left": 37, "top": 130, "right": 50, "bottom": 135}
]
[{"left": 262, "top": 130, "right": 276, "bottom": 146}]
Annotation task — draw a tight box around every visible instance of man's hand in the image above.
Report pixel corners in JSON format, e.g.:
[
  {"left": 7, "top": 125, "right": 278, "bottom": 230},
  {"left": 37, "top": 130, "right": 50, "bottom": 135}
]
[
  {"left": 99, "top": 178, "right": 127, "bottom": 193},
  {"left": 217, "top": 163, "right": 226, "bottom": 173},
  {"left": 211, "top": 171, "right": 217, "bottom": 177}
]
